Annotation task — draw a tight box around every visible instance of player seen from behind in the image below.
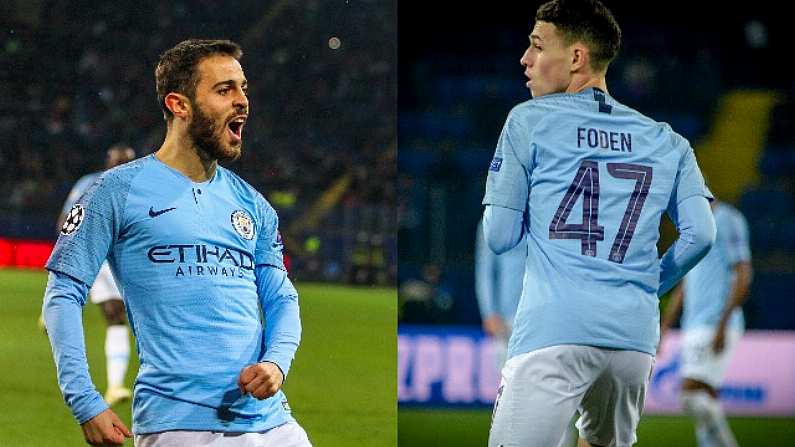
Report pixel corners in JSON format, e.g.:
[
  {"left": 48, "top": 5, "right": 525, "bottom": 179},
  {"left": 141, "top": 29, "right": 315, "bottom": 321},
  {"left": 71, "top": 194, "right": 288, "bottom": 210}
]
[{"left": 482, "top": 1, "right": 716, "bottom": 445}]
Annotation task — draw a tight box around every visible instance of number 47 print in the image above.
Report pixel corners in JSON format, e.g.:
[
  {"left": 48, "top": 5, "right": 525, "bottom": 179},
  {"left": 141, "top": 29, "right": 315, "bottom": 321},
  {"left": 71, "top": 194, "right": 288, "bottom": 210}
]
[{"left": 549, "top": 160, "right": 653, "bottom": 264}]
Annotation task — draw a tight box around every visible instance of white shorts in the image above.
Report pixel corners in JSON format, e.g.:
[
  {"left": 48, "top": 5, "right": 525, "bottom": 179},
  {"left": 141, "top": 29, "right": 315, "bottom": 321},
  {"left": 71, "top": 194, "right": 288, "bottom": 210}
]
[
  {"left": 134, "top": 421, "right": 312, "bottom": 447},
  {"left": 488, "top": 345, "right": 654, "bottom": 447},
  {"left": 680, "top": 326, "right": 743, "bottom": 389},
  {"left": 89, "top": 262, "right": 122, "bottom": 304}
]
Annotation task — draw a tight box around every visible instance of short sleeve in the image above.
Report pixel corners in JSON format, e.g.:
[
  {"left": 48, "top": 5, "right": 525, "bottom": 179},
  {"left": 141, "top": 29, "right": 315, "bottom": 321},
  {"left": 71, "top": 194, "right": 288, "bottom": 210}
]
[
  {"left": 482, "top": 107, "right": 533, "bottom": 212},
  {"left": 669, "top": 139, "right": 713, "bottom": 208},
  {"left": 725, "top": 211, "right": 752, "bottom": 264},
  {"left": 46, "top": 172, "right": 128, "bottom": 287},
  {"left": 254, "top": 195, "right": 286, "bottom": 270}
]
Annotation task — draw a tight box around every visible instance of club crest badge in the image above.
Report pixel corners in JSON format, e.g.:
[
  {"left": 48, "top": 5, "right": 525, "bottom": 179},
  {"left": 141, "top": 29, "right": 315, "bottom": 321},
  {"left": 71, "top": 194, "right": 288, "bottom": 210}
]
[
  {"left": 61, "top": 204, "right": 85, "bottom": 236},
  {"left": 231, "top": 210, "right": 255, "bottom": 240}
]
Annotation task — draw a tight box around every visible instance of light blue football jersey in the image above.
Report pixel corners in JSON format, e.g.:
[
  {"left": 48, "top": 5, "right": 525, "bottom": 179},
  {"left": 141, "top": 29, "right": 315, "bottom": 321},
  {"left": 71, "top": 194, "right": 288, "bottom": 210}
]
[
  {"left": 483, "top": 88, "right": 712, "bottom": 357},
  {"left": 682, "top": 202, "right": 751, "bottom": 331},
  {"left": 60, "top": 170, "right": 120, "bottom": 292},
  {"left": 47, "top": 154, "right": 296, "bottom": 433},
  {"left": 61, "top": 172, "right": 101, "bottom": 214},
  {"left": 475, "top": 218, "right": 526, "bottom": 324}
]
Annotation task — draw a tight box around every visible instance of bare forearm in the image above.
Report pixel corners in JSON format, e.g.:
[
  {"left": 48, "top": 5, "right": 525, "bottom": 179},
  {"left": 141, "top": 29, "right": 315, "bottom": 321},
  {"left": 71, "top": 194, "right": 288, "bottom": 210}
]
[
  {"left": 718, "top": 263, "right": 752, "bottom": 326},
  {"left": 661, "top": 283, "right": 684, "bottom": 330}
]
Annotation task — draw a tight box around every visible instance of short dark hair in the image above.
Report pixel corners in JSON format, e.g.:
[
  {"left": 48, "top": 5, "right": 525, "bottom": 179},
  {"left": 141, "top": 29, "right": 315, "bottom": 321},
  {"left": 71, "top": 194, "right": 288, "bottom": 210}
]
[
  {"left": 155, "top": 39, "right": 243, "bottom": 121},
  {"left": 536, "top": 0, "right": 621, "bottom": 72}
]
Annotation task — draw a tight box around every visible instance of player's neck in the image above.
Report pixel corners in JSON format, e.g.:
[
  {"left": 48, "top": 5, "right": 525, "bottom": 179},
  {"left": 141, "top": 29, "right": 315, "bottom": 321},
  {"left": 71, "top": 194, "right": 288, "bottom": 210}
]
[
  {"left": 156, "top": 130, "right": 217, "bottom": 182},
  {"left": 565, "top": 75, "right": 608, "bottom": 95}
]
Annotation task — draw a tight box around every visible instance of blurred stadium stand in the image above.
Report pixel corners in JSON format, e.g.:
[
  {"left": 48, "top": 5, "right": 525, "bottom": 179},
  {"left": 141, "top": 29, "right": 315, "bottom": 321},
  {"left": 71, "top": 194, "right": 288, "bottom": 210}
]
[
  {"left": 0, "top": 0, "right": 396, "bottom": 285},
  {"left": 398, "top": 4, "right": 795, "bottom": 330}
]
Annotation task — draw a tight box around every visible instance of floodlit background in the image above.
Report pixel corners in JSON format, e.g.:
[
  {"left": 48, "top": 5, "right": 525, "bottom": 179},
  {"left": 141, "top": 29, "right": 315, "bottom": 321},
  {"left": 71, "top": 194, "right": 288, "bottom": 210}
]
[
  {"left": 0, "top": 1, "right": 396, "bottom": 446},
  {"left": 398, "top": 2, "right": 795, "bottom": 446}
]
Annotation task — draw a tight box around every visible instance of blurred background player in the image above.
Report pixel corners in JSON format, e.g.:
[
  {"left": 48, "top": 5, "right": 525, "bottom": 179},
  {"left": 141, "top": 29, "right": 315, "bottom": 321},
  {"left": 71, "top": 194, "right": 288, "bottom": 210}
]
[
  {"left": 474, "top": 217, "right": 525, "bottom": 368},
  {"left": 40, "top": 144, "right": 136, "bottom": 406},
  {"left": 661, "top": 199, "right": 753, "bottom": 447},
  {"left": 483, "top": 1, "right": 716, "bottom": 445}
]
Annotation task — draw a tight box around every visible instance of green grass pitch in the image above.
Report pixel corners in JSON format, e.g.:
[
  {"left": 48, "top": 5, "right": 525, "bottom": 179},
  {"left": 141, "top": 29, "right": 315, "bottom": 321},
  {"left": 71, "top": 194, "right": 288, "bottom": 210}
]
[
  {"left": 0, "top": 268, "right": 396, "bottom": 446},
  {"left": 398, "top": 408, "right": 795, "bottom": 446}
]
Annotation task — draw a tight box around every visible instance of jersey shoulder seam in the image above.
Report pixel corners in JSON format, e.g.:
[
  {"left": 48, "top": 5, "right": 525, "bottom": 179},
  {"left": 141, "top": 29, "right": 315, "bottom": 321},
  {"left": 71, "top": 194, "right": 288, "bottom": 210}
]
[
  {"left": 217, "top": 166, "right": 277, "bottom": 224},
  {"left": 101, "top": 156, "right": 151, "bottom": 229},
  {"left": 509, "top": 100, "right": 558, "bottom": 169},
  {"left": 218, "top": 165, "right": 261, "bottom": 197}
]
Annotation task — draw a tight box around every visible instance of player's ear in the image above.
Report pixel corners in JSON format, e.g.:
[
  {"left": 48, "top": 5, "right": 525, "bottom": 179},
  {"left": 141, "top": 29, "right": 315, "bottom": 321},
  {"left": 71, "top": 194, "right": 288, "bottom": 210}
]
[
  {"left": 570, "top": 43, "right": 589, "bottom": 73},
  {"left": 164, "top": 92, "right": 191, "bottom": 120}
]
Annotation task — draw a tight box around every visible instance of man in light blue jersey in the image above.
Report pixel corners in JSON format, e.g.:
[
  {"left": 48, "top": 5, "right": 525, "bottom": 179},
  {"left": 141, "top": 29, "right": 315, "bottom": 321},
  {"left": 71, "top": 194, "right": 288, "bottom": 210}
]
[
  {"left": 483, "top": 1, "right": 716, "bottom": 446},
  {"left": 475, "top": 217, "right": 526, "bottom": 369},
  {"left": 661, "top": 200, "right": 752, "bottom": 447},
  {"left": 40, "top": 144, "right": 136, "bottom": 406},
  {"left": 43, "top": 39, "right": 311, "bottom": 446}
]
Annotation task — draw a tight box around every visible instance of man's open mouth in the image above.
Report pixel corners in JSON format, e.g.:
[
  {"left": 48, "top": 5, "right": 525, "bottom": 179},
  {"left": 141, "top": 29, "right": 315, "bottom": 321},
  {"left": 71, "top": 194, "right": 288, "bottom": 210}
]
[{"left": 227, "top": 116, "right": 247, "bottom": 140}]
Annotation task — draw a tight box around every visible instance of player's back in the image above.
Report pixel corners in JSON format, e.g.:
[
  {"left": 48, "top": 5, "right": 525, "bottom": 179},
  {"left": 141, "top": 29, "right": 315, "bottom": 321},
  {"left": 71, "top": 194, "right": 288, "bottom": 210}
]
[{"left": 505, "top": 88, "right": 707, "bottom": 358}]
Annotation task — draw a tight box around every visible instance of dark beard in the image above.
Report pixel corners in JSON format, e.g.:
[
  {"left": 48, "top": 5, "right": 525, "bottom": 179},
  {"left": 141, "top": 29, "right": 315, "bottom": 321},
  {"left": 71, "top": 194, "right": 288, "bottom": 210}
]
[{"left": 188, "top": 102, "right": 241, "bottom": 162}]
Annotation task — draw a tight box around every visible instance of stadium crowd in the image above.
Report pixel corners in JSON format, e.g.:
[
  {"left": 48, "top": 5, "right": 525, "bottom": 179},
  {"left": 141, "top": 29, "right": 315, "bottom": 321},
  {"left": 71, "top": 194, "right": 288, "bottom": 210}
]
[{"left": 0, "top": 0, "right": 396, "bottom": 284}]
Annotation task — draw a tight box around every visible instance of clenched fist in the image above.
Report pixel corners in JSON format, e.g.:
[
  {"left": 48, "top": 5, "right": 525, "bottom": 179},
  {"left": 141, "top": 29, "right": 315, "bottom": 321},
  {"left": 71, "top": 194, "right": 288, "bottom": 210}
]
[{"left": 238, "top": 362, "right": 284, "bottom": 399}]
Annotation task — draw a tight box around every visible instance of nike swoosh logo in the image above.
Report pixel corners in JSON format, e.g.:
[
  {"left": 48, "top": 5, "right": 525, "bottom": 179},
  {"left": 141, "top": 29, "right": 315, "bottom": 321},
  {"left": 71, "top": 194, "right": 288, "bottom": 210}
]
[{"left": 149, "top": 206, "right": 177, "bottom": 218}]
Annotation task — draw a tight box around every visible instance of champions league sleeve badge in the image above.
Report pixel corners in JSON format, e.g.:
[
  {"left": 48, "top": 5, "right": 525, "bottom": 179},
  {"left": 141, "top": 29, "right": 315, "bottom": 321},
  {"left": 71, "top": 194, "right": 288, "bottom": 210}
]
[
  {"left": 489, "top": 157, "right": 503, "bottom": 172},
  {"left": 61, "top": 204, "right": 85, "bottom": 236},
  {"left": 231, "top": 210, "right": 255, "bottom": 240}
]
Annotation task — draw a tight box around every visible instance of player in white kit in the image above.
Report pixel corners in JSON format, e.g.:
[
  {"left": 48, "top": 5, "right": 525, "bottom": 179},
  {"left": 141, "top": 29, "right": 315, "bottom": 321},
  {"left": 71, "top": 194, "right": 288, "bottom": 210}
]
[
  {"left": 482, "top": 1, "right": 716, "bottom": 445},
  {"left": 661, "top": 200, "right": 752, "bottom": 447}
]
